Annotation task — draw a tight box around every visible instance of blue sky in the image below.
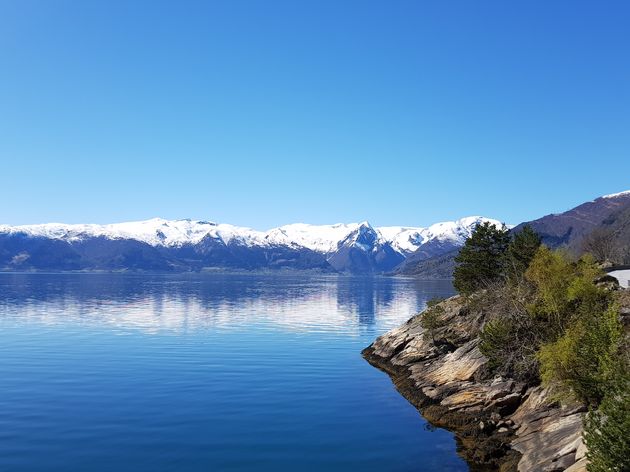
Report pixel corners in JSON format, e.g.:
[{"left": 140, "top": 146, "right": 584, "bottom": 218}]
[{"left": 1, "top": 1, "right": 629, "bottom": 229}]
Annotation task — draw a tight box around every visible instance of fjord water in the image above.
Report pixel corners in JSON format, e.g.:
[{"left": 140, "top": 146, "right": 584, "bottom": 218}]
[{"left": 0, "top": 273, "right": 464, "bottom": 471}]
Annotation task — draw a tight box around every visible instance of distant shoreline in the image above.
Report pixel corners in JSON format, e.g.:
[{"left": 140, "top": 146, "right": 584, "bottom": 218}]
[{"left": 0, "top": 268, "right": 453, "bottom": 280}]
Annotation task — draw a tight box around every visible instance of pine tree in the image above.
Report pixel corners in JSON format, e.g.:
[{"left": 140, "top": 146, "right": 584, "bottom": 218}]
[
  {"left": 505, "top": 225, "right": 542, "bottom": 281},
  {"left": 453, "top": 221, "right": 510, "bottom": 295}
]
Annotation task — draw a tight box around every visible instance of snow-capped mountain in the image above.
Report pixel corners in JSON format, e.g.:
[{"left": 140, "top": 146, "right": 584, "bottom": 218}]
[
  {"left": 397, "top": 190, "right": 630, "bottom": 278},
  {"left": 0, "top": 218, "right": 266, "bottom": 248},
  {"left": 0, "top": 216, "right": 498, "bottom": 252},
  {"left": 0, "top": 216, "right": 503, "bottom": 273}
]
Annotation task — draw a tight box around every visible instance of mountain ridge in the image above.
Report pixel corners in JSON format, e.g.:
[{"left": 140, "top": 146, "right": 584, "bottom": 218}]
[
  {"left": 396, "top": 190, "right": 630, "bottom": 278},
  {"left": 0, "top": 216, "right": 503, "bottom": 274}
]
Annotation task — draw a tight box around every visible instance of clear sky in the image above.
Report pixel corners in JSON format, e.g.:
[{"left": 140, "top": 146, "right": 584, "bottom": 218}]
[{"left": 1, "top": 1, "right": 629, "bottom": 229}]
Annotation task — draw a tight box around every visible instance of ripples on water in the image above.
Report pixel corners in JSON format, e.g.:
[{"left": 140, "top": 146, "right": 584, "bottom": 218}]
[{"left": 0, "top": 273, "right": 465, "bottom": 471}]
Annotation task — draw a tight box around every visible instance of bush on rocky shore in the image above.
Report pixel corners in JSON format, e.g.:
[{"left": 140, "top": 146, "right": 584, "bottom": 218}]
[{"left": 450, "top": 223, "right": 629, "bottom": 470}]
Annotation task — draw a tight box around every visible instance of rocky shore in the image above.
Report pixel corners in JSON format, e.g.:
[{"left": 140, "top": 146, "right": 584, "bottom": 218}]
[{"left": 362, "top": 295, "right": 589, "bottom": 472}]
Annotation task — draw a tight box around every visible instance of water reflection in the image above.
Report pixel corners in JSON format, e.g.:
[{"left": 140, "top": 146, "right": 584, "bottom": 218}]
[
  {"left": 0, "top": 273, "right": 453, "bottom": 335},
  {"left": 0, "top": 272, "right": 464, "bottom": 472}
]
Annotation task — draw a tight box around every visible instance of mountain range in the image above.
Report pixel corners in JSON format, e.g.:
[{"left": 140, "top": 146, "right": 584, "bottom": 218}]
[
  {"left": 0, "top": 216, "right": 501, "bottom": 274},
  {"left": 397, "top": 190, "right": 630, "bottom": 277},
  {"left": 3, "top": 190, "right": 628, "bottom": 275},
  {"left": 514, "top": 190, "right": 630, "bottom": 258}
]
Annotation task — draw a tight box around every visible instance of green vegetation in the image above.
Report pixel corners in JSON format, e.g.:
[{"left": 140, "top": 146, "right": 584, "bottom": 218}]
[
  {"left": 505, "top": 224, "right": 542, "bottom": 281},
  {"left": 479, "top": 317, "right": 517, "bottom": 372},
  {"left": 449, "top": 223, "right": 629, "bottom": 470},
  {"left": 421, "top": 297, "right": 447, "bottom": 344},
  {"left": 584, "top": 368, "right": 630, "bottom": 472},
  {"left": 453, "top": 221, "right": 510, "bottom": 295},
  {"left": 426, "top": 297, "right": 446, "bottom": 308},
  {"left": 537, "top": 303, "right": 621, "bottom": 405}
]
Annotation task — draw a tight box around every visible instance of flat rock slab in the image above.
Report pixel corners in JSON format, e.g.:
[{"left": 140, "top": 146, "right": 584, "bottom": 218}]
[{"left": 364, "top": 295, "right": 588, "bottom": 472}]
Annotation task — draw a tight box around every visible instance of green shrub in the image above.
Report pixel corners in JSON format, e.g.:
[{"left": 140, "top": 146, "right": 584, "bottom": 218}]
[
  {"left": 457, "top": 236, "right": 625, "bottom": 416},
  {"left": 479, "top": 310, "right": 545, "bottom": 383},
  {"left": 584, "top": 369, "right": 630, "bottom": 472},
  {"left": 480, "top": 248, "right": 618, "bottom": 393},
  {"left": 421, "top": 299, "right": 447, "bottom": 345},
  {"left": 525, "top": 246, "right": 575, "bottom": 325},
  {"left": 568, "top": 254, "right": 611, "bottom": 317},
  {"left": 426, "top": 297, "right": 446, "bottom": 308},
  {"left": 480, "top": 318, "right": 515, "bottom": 371},
  {"left": 537, "top": 304, "right": 622, "bottom": 405}
]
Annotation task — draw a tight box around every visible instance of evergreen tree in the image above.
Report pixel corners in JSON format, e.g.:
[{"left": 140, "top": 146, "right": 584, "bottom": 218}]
[
  {"left": 505, "top": 225, "right": 542, "bottom": 281},
  {"left": 453, "top": 221, "right": 510, "bottom": 295}
]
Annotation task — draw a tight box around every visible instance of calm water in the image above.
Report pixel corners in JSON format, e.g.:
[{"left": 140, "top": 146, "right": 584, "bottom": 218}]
[{"left": 0, "top": 273, "right": 464, "bottom": 472}]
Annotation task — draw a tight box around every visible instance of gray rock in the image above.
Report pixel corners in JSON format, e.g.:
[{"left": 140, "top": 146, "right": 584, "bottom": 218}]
[{"left": 363, "top": 295, "right": 589, "bottom": 472}]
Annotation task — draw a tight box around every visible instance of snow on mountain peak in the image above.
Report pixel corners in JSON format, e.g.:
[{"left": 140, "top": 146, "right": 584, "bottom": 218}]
[
  {"left": 0, "top": 216, "right": 505, "bottom": 256},
  {"left": 379, "top": 216, "right": 504, "bottom": 255},
  {"left": 267, "top": 223, "right": 364, "bottom": 253},
  {"left": 602, "top": 190, "right": 630, "bottom": 199},
  {"left": 0, "top": 219, "right": 262, "bottom": 248}
]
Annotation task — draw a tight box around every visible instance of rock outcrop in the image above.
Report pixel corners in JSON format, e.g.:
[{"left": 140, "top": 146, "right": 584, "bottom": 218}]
[{"left": 363, "top": 295, "right": 588, "bottom": 472}]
